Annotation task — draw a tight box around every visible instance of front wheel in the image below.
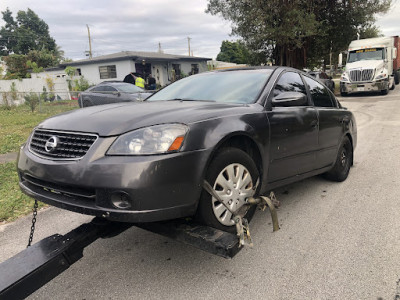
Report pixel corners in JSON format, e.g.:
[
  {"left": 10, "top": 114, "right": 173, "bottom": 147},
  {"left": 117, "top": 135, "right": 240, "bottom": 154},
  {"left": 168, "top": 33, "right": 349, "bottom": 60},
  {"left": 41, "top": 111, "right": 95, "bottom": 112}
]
[
  {"left": 324, "top": 137, "right": 353, "bottom": 182},
  {"left": 196, "top": 148, "right": 259, "bottom": 232}
]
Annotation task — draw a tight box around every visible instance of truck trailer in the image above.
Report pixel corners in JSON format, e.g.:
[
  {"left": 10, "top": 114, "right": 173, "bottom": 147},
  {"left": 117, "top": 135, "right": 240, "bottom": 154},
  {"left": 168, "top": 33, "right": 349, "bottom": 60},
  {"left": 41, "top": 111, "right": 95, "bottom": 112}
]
[{"left": 340, "top": 36, "right": 400, "bottom": 96}]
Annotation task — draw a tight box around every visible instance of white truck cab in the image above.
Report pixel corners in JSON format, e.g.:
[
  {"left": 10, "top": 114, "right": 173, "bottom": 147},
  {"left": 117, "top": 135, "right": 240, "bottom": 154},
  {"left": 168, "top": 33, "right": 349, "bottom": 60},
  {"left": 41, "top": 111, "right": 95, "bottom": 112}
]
[{"left": 340, "top": 36, "right": 400, "bottom": 96}]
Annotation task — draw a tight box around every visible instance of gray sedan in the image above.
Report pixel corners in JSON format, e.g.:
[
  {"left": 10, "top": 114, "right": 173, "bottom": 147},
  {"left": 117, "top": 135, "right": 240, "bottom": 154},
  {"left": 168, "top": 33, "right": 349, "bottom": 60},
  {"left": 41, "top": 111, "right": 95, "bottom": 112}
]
[{"left": 78, "top": 82, "right": 153, "bottom": 107}]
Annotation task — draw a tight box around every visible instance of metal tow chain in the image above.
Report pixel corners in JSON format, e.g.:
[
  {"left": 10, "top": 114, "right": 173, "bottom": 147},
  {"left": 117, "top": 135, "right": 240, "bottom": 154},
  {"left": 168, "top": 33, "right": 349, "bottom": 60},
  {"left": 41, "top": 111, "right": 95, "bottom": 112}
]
[{"left": 27, "top": 199, "right": 39, "bottom": 248}]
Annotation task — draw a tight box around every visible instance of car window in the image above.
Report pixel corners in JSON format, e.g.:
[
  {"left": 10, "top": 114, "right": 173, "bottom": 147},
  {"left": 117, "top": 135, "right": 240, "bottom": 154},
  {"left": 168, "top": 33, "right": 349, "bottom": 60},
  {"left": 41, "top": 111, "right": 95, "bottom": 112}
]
[
  {"left": 273, "top": 71, "right": 307, "bottom": 99},
  {"left": 103, "top": 86, "right": 117, "bottom": 93},
  {"left": 303, "top": 76, "right": 334, "bottom": 107},
  {"left": 147, "top": 69, "right": 273, "bottom": 104},
  {"left": 91, "top": 86, "right": 107, "bottom": 92},
  {"left": 115, "top": 84, "right": 144, "bottom": 93}
]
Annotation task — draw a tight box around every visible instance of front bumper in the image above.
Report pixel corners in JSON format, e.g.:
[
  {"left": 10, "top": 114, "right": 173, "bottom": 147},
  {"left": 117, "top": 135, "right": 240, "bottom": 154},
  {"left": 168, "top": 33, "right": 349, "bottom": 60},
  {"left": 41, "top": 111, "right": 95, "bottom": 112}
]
[
  {"left": 18, "top": 137, "right": 211, "bottom": 223},
  {"left": 340, "top": 79, "right": 388, "bottom": 94}
]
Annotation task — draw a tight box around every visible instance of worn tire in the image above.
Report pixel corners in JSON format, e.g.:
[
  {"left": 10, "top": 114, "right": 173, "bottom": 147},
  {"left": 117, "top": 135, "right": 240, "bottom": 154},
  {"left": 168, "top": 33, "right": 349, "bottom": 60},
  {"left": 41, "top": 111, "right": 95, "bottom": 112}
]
[
  {"left": 395, "top": 72, "right": 399, "bottom": 85},
  {"left": 83, "top": 99, "right": 93, "bottom": 107},
  {"left": 390, "top": 81, "right": 395, "bottom": 90},
  {"left": 196, "top": 147, "right": 259, "bottom": 232},
  {"left": 324, "top": 136, "right": 353, "bottom": 182}
]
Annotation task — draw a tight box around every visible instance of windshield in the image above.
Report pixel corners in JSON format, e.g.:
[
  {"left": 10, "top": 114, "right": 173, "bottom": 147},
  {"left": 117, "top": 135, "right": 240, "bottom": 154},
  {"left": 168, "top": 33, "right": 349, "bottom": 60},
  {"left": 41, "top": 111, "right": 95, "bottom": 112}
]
[
  {"left": 115, "top": 84, "right": 144, "bottom": 93},
  {"left": 348, "top": 48, "right": 385, "bottom": 63},
  {"left": 147, "top": 69, "right": 273, "bottom": 104}
]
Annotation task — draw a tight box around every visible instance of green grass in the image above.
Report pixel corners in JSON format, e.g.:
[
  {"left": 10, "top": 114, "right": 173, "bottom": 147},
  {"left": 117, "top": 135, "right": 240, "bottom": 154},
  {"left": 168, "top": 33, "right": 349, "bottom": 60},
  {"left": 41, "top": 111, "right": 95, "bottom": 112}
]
[
  {"left": 0, "top": 100, "right": 79, "bottom": 154},
  {"left": 0, "top": 162, "right": 46, "bottom": 222}
]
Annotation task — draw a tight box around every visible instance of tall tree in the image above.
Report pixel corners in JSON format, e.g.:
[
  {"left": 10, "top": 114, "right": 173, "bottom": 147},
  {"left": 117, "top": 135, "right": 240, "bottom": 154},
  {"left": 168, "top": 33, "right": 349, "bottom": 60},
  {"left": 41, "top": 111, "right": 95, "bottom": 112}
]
[
  {"left": 0, "top": 8, "right": 57, "bottom": 56},
  {"left": 207, "top": 0, "right": 391, "bottom": 69},
  {"left": 216, "top": 40, "right": 250, "bottom": 64}
]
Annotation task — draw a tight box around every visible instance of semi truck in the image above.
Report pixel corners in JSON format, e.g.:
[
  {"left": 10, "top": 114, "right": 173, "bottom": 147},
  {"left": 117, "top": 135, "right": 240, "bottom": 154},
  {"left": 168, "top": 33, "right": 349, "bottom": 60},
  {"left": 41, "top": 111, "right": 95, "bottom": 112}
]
[{"left": 340, "top": 36, "right": 400, "bottom": 96}]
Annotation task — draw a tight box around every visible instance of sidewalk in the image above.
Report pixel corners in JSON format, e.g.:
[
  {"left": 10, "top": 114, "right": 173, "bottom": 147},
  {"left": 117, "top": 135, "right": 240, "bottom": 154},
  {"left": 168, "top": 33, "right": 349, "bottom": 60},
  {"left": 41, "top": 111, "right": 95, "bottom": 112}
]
[{"left": 0, "top": 152, "right": 18, "bottom": 164}]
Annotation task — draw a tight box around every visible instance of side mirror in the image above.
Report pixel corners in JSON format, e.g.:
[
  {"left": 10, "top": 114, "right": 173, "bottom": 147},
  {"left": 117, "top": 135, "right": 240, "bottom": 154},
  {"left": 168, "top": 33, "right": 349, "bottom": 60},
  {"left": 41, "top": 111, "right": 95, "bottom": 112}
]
[
  {"left": 113, "top": 91, "right": 121, "bottom": 96},
  {"left": 272, "top": 92, "right": 308, "bottom": 107}
]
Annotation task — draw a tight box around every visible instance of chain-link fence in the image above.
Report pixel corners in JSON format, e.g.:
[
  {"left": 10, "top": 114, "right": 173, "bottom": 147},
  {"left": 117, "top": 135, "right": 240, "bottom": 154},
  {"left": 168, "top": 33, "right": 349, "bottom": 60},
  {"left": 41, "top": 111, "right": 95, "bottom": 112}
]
[{"left": 0, "top": 90, "right": 81, "bottom": 113}]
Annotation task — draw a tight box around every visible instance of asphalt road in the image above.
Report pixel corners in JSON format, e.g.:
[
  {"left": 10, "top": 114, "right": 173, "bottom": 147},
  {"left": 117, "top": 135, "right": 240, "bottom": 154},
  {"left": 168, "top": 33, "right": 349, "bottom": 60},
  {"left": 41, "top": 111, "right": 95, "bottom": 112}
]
[{"left": 1, "top": 87, "right": 400, "bottom": 299}]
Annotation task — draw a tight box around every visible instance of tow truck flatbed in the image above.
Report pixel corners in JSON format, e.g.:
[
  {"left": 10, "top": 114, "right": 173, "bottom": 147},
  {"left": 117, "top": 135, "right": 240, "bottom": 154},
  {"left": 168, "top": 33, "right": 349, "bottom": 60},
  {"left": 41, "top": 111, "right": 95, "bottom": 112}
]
[{"left": 0, "top": 217, "right": 242, "bottom": 300}]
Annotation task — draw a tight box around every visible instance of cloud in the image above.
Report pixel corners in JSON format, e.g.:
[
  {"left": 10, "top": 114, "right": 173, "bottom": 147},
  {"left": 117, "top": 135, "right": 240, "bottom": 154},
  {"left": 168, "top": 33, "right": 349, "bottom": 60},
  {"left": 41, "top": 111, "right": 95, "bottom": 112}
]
[
  {"left": 0, "top": 0, "right": 233, "bottom": 59},
  {"left": 2, "top": 0, "right": 398, "bottom": 61}
]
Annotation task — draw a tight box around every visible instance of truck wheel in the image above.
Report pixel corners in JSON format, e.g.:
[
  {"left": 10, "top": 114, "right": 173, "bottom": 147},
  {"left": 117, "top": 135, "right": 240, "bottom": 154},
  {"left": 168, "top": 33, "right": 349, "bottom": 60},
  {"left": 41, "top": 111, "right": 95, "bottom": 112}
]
[
  {"left": 381, "top": 88, "right": 389, "bottom": 95},
  {"left": 340, "top": 91, "right": 348, "bottom": 97},
  {"left": 390, "top": 81, "right": 395, "bottom": 90},
  {"left": 196, "top": 148, "right": 259, "bottom": 232},
  {"left": 323, "top": 137, "right": 352, "bottom": 182},
  {"left": 395, "top": 72, "right": 399, "bottom": 85}
]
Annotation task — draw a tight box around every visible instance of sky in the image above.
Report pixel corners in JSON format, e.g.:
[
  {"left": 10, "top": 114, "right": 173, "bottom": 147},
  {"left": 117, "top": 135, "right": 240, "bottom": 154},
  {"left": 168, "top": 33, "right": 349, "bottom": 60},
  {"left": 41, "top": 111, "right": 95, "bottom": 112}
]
[{"left": 0, "top": 0, "right": 399, "bottom": 61}]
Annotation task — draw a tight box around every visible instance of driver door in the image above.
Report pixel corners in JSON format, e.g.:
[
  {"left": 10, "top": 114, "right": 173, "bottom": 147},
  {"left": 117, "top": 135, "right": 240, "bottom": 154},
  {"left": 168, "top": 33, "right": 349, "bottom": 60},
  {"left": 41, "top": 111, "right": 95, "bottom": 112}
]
[{"left": 266, "top": 71, "right": 319, "bottom": 182}]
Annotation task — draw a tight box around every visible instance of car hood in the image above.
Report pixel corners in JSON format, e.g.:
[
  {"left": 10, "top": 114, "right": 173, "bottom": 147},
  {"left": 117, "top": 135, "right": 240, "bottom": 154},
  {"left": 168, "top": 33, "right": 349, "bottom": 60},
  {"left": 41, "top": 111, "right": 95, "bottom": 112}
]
[
  {"left": 38, "top": 101, "right": 257, "bottom": 136},
  {"left": 346, "top": 60, "right": 384, "bottom": 71}
]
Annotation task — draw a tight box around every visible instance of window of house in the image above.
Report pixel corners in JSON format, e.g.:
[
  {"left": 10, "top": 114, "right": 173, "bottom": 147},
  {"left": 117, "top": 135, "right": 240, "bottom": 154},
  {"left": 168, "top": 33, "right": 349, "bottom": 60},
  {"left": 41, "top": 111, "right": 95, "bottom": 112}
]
[
  {"left": 76, "top": 68, "right": 82, "bottom": 76},
  {"left": 99, "top": 65, "right": 117, "bottom": 79},
  {"left": 191, "top": 64, "right": 199, "bottom": 75},
  {"left": 172, "top": 64, "right": 181, "bottom": 75}
]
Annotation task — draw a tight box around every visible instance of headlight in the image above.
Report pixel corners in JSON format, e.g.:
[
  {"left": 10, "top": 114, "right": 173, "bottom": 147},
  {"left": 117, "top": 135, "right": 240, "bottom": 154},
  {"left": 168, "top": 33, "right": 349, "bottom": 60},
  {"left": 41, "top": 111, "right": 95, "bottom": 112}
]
[
  {"left": 341, "top": 72, "right": 349, "bottom": 82},
  {"left": 375, "top": 73, "right": 387, "bottom": 80},
  {"left": 107, "top": 124, "right": 188, "bottom": 155}
]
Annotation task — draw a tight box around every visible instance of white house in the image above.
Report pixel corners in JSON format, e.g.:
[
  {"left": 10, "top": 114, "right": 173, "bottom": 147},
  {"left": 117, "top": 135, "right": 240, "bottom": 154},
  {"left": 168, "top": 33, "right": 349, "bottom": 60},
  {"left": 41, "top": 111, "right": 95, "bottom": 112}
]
[{"left": 37, "top": 51, "right": 210, "bottom": 87}]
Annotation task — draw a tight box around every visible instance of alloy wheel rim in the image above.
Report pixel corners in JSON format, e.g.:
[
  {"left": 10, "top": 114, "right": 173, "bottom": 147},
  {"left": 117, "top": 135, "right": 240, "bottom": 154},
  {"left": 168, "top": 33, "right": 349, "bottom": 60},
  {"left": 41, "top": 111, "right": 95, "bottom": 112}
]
[
  {"left": 212, "top": 163, "right": 255, "bottom": 226},
  {"left": 341, "top": 149, "right": 347, "bottom": 166}
]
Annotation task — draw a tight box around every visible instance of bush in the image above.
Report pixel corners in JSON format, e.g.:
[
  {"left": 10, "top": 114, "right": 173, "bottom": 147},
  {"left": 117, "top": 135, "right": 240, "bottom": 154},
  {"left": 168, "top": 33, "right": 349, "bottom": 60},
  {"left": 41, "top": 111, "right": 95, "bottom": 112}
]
[{"left": 24, "top": 92, "right": 39, "bottom": 112}]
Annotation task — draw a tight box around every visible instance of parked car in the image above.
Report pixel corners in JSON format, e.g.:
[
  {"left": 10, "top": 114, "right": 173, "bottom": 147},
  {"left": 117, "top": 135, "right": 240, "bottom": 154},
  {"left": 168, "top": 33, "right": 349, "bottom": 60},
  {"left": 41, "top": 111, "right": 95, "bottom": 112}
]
[
  {"left": 308, "top": 71, "right": 335, "bottom": 92},
  {"left": 18, "top": 67, "right": 356, "bottom": 232},
  {"left": 78, "top": 81, "right": 153, "bottom": 107}
]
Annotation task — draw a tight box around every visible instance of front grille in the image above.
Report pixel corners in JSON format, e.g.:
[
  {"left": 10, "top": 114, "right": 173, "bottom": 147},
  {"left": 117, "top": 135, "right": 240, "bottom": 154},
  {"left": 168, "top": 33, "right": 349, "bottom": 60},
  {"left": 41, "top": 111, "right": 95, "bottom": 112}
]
[
  {"left": 23, "top": 174, "right": 96, "bottom": 201},
  {"left": 349, "top": 69, "right": 374, "bottom": 82},
  {"left": 29, "top": 129, "right": 97, "bottom": 160}
]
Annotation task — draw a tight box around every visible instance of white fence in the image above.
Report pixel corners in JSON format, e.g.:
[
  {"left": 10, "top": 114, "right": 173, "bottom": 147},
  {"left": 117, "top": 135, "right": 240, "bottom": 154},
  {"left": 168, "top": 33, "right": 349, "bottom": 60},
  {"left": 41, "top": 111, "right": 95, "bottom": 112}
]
[{"left": 0, "top": 77, "right": 71, "bottom": 105}]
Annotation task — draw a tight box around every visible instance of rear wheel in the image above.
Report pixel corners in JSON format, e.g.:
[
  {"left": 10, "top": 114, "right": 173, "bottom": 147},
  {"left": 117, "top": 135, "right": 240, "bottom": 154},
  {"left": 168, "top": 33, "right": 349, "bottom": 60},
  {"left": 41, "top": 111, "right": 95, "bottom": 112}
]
[
  {"left": 83, "top": 99, "right": 93, "bottom": 107},
  {"left": 196, "top": 148, "right": 259, "bottom": 232},
  {"left": 324, "top": 137, "right": 352, "bottom": 182},
  {"left": 395, "top": 71, "right": 399, "bottom": 85}
]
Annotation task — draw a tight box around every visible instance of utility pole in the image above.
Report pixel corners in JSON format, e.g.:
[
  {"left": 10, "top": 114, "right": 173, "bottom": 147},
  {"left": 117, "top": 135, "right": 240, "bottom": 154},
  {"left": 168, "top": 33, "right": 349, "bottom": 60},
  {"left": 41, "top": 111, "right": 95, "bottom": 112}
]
[
  {"left": 187, "top": 37, "right": 191, "bottom": 56},
  {"left": 86, "top": 24, "right": 93, "bottom": 59}
]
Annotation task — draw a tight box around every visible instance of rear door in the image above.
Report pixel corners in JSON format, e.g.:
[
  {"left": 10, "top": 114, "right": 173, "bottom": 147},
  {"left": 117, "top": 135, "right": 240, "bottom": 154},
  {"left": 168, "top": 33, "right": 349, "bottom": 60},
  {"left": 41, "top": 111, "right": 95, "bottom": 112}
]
[
  {"left": 303, "top": 75, "right": 343, "bottom": 168},
  {"left": 267, "top": 71, "right": 319, "bottom": 182}
]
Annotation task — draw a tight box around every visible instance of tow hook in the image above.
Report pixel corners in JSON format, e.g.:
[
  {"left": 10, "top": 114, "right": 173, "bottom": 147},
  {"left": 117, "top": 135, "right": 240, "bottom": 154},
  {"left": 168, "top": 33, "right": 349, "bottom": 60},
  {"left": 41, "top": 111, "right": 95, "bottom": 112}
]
[{"left": 203, "top": 181, "right": 280, "bottom": 248}]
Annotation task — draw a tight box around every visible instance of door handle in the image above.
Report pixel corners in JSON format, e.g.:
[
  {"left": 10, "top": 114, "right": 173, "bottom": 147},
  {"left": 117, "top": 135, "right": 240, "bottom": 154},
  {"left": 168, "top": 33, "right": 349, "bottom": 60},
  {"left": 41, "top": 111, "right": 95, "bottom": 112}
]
[{"left": 310, "top": 120, "right": 318, "bottom": 128}]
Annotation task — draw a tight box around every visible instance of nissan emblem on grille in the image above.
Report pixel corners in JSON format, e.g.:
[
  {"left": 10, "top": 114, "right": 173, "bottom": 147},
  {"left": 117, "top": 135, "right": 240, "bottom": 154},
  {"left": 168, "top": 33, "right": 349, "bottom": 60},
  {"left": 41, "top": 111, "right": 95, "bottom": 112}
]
[{"left": 44, "top": 136, "right": 59, "bottom": 153}]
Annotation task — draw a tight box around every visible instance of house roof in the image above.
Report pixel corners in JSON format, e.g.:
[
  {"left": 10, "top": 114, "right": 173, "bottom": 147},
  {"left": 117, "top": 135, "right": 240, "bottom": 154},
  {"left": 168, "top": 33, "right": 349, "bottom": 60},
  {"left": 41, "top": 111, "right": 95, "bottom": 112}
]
[{"left": 60, "top": 51, "right": 211, "bottom": 67}]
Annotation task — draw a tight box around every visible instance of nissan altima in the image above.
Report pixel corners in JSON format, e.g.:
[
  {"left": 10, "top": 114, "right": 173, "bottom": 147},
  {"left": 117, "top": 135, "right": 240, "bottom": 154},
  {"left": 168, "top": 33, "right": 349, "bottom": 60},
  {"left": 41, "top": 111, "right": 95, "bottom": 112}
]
[{"left": 18, "top": 67, "right": 357, "bottom": 232}]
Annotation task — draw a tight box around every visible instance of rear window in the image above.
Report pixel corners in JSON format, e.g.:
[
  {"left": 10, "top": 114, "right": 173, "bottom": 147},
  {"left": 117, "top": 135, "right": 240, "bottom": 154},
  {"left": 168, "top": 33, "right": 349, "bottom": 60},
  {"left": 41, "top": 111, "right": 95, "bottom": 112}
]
[
  {"left": 115, "top": 84, "right": 144, "bottom": 93},
  {"left": 147, "top": 70, "right": 273, "bottom": 104}
]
